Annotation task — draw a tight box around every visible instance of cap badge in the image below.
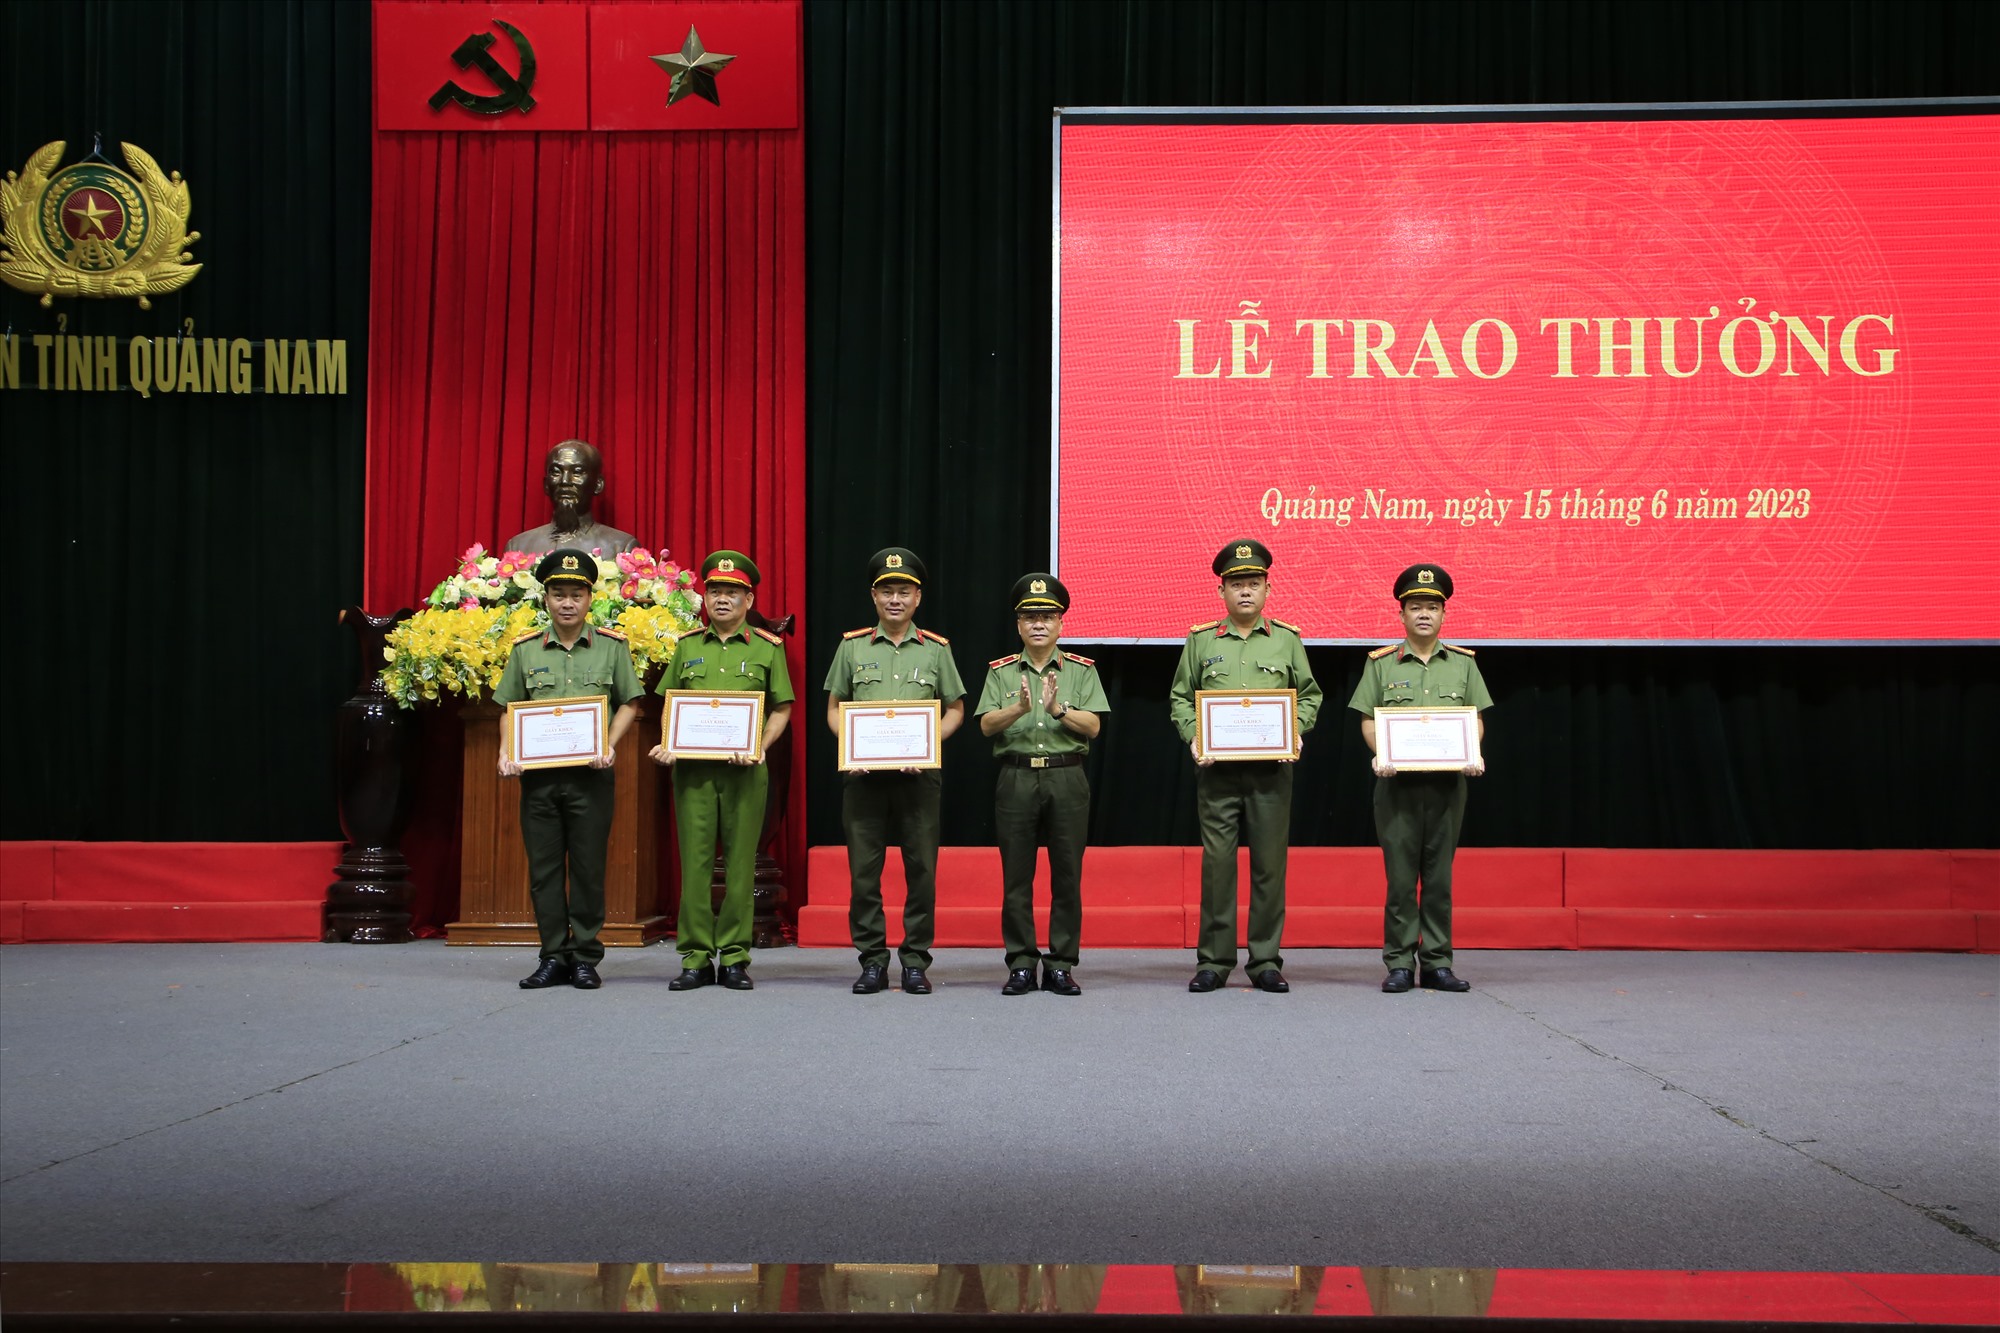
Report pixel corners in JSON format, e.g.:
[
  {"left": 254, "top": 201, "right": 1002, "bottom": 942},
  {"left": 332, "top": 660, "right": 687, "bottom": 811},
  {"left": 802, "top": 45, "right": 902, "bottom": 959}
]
[
  {"left": 1418, "top": 568, "right": 1435, "bottom": 585},
  {"left": 885, "top": 554, "right": 903, "bottom": 569},
  {"left": 717, "top": 558, "right": 735, "bottom": 573},
  {"left": 1030, "top": 579, "right": 1047, "bottom": 595},
  {"left": 1235, "top": 544, "right": 1252, "bottom": 560},
  {"left": 561, "top": 555, "right": 580, "bottom": 572}
]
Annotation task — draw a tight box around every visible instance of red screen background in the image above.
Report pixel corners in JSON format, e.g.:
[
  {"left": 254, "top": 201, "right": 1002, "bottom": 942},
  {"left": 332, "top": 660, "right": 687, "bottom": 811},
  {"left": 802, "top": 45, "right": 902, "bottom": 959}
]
[{"left": 1055, "top": 113, "right": 2000, "bottom": 642}]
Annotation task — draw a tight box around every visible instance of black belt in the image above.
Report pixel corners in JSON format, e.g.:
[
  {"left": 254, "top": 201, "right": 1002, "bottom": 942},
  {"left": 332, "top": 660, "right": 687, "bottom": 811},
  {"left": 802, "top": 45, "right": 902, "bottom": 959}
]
[{"left": 999, "top": 752, "right": 1085, "bottom": 769}]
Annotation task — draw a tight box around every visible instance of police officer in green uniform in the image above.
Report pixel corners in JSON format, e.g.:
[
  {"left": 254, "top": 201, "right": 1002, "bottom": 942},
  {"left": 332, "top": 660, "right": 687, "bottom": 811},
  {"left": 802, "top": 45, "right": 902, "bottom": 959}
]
[
  {"left": 823, "top": 548, "right": 966, "bottom": 994},
  {"left": 975, "top": 574, "right": 1109, "bottom": 996},
  {"left": 1169, "top": 540, "right": 1322, "bottom": 993},
  {"left": 649, "top": 551, "right": 794, "bottom": 992},
  {"left": 1348, "top": 563, "right": 1491, "bottom": 994},
  {"left": 493, "top": 548, "right": 645, "bottom": 990}
]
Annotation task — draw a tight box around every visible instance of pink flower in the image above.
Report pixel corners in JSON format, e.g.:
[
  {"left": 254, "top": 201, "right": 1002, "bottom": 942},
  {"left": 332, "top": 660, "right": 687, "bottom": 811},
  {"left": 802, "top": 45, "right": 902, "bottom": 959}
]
[
  {"left": 616, "top": 551, "right": 639, "bottom": 574},
  {"left": 620, "top": 577, "right": 640, "bottom": 600},
  {"left": 459, "top": 596, "right": 479, "bottom": 610}
]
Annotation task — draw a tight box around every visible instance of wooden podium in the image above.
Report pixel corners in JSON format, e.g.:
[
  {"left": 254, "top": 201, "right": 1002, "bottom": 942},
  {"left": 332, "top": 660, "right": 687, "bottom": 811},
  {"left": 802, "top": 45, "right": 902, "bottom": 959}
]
[{"left": 446, "top": 697, "right": 671, "bottom": 946}]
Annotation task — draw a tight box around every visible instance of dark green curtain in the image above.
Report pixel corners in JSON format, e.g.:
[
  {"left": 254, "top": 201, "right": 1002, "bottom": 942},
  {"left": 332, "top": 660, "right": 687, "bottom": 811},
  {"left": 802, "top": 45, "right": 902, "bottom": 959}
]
[
  {"left": 0, "top": 0, "right": 369, "bottom": 840},
  {"left": 804, "top": 0, "right": 2000, "bottom": 852}
]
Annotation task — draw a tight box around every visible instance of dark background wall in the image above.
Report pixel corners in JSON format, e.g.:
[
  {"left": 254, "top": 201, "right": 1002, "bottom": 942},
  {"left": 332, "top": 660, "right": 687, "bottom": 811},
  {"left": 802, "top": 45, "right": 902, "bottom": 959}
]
[
  {"left": 802, "top": 0, "right": 2000, "bottom": 852},
  {"left": 3, "top": 1, "right": 1995, "bottom": 856},
  {"left": 1, "top": 0, "right": 370, "bottom": 840}
]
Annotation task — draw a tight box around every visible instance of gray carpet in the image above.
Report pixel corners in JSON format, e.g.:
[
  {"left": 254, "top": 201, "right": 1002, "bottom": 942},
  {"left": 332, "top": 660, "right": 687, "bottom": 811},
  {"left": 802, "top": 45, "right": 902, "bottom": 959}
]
[{"left": 1, "top": 943, "right": 1994, "bottom": 1273}]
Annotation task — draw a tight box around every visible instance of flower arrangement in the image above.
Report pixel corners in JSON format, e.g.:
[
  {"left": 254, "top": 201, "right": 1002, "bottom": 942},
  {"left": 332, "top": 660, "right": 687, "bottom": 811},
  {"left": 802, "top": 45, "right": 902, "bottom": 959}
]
[{"left": 379, "top": 544, "right": 700, "bottom": 707}]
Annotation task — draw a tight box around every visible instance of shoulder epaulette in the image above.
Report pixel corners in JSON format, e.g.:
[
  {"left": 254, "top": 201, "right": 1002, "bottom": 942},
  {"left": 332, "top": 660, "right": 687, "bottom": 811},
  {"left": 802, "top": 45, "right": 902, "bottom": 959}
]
[
  {"left": 1189, "top": 620, "right": 1219, "bottom": 635},
  {"left": 842, "top": 626, "right": 873, "bottom": 639},
  {"left": 988, "top": 652, "right": 1021, "bottom": 669},
  {"left": 512, "top": 629, "right": 543, "bottom": 645},
  {"left": 920, "top": 628, "right": 951, "bottom": 645},
  {"left": 1062, "top": 651, "right": 1095, "bottom": 667},
  {"left": 596, "top": 626, "right": 627, "bottom": 641},
  {"left": 1270, "top": 617, "right": 1303, "bottom": 636},
  {"left": 754, "top": 627, "right": 784, "bottom": 645},
  {"left": 1443, "top": 641, "right": 1476, "bottom": 656},
  {"left": 1367, "top": 643, "right": 1399, "bottom": 659}
]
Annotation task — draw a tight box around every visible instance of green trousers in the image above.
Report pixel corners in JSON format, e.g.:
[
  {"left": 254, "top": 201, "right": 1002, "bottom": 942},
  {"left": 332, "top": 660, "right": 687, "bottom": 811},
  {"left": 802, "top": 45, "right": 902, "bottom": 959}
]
[
  {"left": 1195, "top": 760, "right": 1293, "bottom": 978},
  {"left": 978, "top": 1264, "right": 1106, "bottom": 1314},
  {"left": 671, "top": 759, "right": 768, "bottom": 968},
  {"left": 842, "top": 769, "right": 942, "bottom": 969},
  {"left": 519, "top": 766, "right": 614, "bottom": 965},
  {"left": 994, "top": 764, "right": 1090, "bottom": 971},
  {"left": 1373, "top": 771, "right": 1468, "bottom": 971}
]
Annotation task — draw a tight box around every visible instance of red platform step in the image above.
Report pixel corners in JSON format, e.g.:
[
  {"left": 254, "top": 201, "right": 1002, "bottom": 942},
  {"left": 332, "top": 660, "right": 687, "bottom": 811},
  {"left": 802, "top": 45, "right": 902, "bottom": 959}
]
[
  {"left": 798, "top": 846, "right": 1995, "bottom": 953},
  {"left": 0, "top": 841, "right": 336, "bottom": 943}
]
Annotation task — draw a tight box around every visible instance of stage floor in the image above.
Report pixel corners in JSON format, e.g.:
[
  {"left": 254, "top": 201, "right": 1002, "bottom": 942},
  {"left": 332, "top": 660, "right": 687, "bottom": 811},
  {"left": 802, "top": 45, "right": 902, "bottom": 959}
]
[{"left": 1, "top": 944, "right": 1994, "bottom": 1278}]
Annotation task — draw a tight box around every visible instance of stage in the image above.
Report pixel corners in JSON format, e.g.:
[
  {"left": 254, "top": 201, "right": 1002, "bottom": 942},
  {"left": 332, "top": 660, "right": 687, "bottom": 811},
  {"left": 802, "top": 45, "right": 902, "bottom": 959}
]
[{"left": 2, "top": 943, "right": 1993, "bottom": 1281}]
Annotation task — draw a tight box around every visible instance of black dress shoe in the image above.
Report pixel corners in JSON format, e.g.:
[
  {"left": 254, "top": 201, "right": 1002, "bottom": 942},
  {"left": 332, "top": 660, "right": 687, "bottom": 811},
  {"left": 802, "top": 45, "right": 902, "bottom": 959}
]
[
  {"left": 1382, "top": 968, "right": 1415, "bottom": 993},
  {"left": 901, "top": 966, "right": 932, "bottom": 995},
  {"left": 1250, "top": 968, "right": 1290, "bottom": 993},
  {"left": 853, "top": 964, "right": 888, "bottom": 994},
  {"left": 570, "top": 961, "right": 602, "bottom": 990},
  {"left": 1042, "top": 967, "right": 1081, "bottom": 996},
  {"left": 1188, "top": 969, "right": 1224, "bottom": 993},
  {"left": 719, "top": 964, "right": 754, "bottom": 990},
  {"left": 668, "top": 964, "right": 716, "bottom": 991},
  {"left": 1420, "top": 967, "right": 1471, "bottom": 992},
  {"left": 519, "top": 959, "right": 573, "bottom": 989},
  {"left": 1001, "top": 968, "right": 1037, "bottom": 996}
]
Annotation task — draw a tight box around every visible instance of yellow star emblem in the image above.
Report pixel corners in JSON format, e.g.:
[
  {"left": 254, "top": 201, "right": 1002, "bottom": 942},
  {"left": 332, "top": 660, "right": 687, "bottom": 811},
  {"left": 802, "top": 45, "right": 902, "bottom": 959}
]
[
  {"left": 650, "top": 25, "right": 737, "bottom": 108},
  {"left": 68, "top": 192, "right": 113, "bottom": 237}
]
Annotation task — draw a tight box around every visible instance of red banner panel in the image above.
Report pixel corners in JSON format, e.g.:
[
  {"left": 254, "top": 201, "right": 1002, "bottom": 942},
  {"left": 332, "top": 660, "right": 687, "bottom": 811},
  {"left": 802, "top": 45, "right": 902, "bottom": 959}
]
[
  {"left": 590, "top": 1, "right": 799, "bottom": 131},
  {"left": 1054, "top": 110, "right": 2000, "bottom": 643},
  {"left": 375, "top": 4, "right": 589, "bottom": 131}
]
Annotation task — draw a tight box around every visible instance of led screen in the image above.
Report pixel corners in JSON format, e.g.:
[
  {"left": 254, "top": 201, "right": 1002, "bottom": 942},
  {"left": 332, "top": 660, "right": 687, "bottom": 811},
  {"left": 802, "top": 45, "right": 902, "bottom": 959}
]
[{"left": 1054, "top": 107, "right": 2000, "bottom": 642}]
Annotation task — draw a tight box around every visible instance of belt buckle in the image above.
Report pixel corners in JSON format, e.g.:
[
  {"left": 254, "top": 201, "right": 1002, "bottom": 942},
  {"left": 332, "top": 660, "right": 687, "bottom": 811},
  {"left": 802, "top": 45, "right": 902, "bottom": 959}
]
[{"left": 1029, "top": 756, "right": 1048, "bottom": 769}]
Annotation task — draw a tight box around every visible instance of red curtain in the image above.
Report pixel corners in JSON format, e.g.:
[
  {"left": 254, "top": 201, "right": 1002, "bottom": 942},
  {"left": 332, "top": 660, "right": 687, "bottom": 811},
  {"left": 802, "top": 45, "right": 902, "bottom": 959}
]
[{"left": 366, "top": 4, "right": 807, "bottom": 927}]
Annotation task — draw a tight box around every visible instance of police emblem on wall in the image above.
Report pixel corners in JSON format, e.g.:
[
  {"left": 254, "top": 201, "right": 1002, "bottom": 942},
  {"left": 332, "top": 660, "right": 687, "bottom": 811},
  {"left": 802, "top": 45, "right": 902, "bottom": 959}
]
[{"left": 0, "top": 140, "right": 201, "bottom": 308}]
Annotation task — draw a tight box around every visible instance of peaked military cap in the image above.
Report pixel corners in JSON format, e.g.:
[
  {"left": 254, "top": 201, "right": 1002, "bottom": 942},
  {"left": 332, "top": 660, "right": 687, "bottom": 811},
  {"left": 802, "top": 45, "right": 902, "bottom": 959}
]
[
  {"left": 1394, "top": 563, "right": 1453, "bottom": 601},
  {"left": 1213, "top": 539, "right": 1273, "bottom": 578},
  {"left": 702, "top": 550, "right": 760, "bottom": 588},
  {"left": 1010, "top": 572, "right": 1069, "bottom": 613},
  {"left": 869, "top": 547, "right": 926, "bottom": 586},
  {"left": 536, "top": 547, "right": 598, "bottom": 589}
]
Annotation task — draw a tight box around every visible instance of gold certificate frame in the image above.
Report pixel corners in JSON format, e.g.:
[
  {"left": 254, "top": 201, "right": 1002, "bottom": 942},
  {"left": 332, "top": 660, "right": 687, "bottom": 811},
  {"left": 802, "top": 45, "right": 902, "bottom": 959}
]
[
  {"left": 1194, "top": 688, "right": 1299, "bottom": 761},
  {"left": 503, "top": 695, "right": 609, "bottom": 770},
  {"left": 1375, "top": 705, "right": 1481, "bottom": 771},
  {"left": 838, "top": 699, "right": 943, "bottom": 770},
  {"left": 661, "top": 689, "right": 767, "bottom": 761}
]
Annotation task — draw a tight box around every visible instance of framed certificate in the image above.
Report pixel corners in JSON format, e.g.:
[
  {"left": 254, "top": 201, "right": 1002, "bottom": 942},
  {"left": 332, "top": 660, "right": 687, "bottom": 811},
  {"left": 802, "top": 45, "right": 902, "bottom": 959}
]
[
  {"left": 661, "top": 689, "right": 766, "bottom": 761},
  {"left": 1194, "top": 688, "right": 1298, "bottom": 761},
  {"left": 503, "top": 695, "right": 608, "bottom": 770},
  {"left": 838, "top": 699, "right": 942, "bottom": 770},
  {"left": 1375, "top": 705, "right": 1482, "bottom": 771}
]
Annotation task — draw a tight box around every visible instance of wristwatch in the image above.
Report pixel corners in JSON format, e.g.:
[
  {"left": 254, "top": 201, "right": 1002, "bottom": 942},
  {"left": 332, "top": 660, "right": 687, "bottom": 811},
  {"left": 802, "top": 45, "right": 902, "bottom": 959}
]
[{"left": 1051, "top": 704, "right": 1069, "bottom": 719}]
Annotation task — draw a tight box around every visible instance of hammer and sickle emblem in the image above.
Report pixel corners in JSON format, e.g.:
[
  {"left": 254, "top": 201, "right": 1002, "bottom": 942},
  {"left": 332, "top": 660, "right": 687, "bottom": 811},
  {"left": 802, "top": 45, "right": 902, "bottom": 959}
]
[{"left": 428, "top": 20, "right": 539, "bottom": 116}]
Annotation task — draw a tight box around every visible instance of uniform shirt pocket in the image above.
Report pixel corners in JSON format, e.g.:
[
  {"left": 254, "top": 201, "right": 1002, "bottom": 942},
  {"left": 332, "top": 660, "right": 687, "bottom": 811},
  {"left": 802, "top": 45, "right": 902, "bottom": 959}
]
[{"left": 677, "top": 659, "right": 712, "bottom": 686}]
